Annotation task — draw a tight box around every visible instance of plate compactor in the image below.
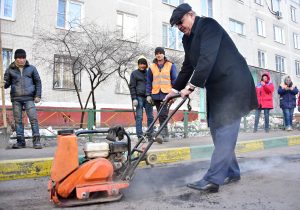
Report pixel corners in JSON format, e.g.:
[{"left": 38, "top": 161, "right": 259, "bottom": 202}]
[{"left": 48, "top": 94, "right": 191, "bottom": 207}]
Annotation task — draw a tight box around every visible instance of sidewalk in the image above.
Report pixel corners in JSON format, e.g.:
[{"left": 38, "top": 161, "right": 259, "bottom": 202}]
[{"left": 1, "top": 130, "right": 300, "bottom": 181}]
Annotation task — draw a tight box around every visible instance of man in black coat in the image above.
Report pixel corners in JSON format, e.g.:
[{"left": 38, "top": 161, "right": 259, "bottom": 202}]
[
  {"left": 166, "top": 4, "right": 258, "bottom": 192},
  {"left": 4, "top": 49, "right": 42, "bottom": 149}
]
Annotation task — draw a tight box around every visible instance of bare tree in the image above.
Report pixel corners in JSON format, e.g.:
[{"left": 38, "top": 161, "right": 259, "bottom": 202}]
[{"left": 35, "top": 22, "right": 149, "bottom": 127}]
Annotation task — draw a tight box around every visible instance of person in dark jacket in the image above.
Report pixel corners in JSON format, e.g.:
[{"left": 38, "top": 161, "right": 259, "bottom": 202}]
[
  {"left": 278, "top": 76, "right": 298, "bottom": 131},
  {"left": 146, "top": 47, "right": 177, "bottom": 142},
  {"left": 166, "top": 4, "right": 258, "bottom": 193},
  {"left": 298, "top": 92, "right": 300, "bottom": 112},
  {"left": 129, "top": 56, "right": 154, "bottom": 141},
  {"left": 254, "top": 72, "right": 274, "bottom": 133},
  {"left": 4, "top": 49, "right": 42, "bottom": 149}
]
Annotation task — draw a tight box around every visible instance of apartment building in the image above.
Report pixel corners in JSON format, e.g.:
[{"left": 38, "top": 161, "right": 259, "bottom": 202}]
[{"left": 1, "top": 0, "right": 299, "bottom": 113}]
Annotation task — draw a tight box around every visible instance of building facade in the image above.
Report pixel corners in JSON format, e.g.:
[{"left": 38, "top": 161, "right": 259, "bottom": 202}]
[{"left": 1, "top": 0, "right": 300, "bottom": 117}]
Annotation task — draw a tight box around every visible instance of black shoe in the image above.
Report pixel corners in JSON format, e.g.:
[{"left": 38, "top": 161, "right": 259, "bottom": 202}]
[
  {"left": 223, "top": 176, "right": 241, "bottom": 185},
  {"left": 12, "top": 136, "right": 26, "bottom": 149},
  {"left": 187, "top": 179, "right": 219, "bottom": 193},
  {"left": 33, "top": 136, "right": 42, "bottom": 149},
  {"left": 12, "top": 142, "right": 26, "bottom": 149}
]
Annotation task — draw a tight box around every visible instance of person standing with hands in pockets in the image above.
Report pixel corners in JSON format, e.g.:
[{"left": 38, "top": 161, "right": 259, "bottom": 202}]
[{"left": 165, "top": 3, "right": 257, "bottom": 192}]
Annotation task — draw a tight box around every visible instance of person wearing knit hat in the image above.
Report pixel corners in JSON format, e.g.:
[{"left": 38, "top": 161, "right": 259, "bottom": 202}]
[
  {"left": 146, "top": 47, "right": 177, "bottom": 143},
  {"left": 4, "top": 49, "right": 43, "bottom": 149},
  {"left": 129, "top": 56, "right": 154, "bottom": 142},
  {"left": 165, "top": 3, "right": 258, "bottom": 192},
  {"left": 14, "top": 49, "right": 26, "bottom": 59}
]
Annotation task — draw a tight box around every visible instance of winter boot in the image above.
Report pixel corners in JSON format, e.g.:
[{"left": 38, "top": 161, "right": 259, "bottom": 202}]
[
  {"left": 33, "top": 136, "right": 42, "bottom": 149},
  {"left": 12, "top": 136, "right": 26, "bottom": 149}
]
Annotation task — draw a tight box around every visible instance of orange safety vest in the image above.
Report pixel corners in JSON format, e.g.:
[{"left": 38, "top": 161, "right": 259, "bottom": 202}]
[{"left": 151, "top": 61, "right": 172, "bottom": 94}]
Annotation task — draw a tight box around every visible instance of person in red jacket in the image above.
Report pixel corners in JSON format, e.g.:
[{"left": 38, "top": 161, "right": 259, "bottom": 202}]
[{"left": 254, "top": 72, "right": 274, "bottom": 132}]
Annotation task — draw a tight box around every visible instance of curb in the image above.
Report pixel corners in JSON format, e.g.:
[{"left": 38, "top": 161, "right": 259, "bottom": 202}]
[{"left": 1, "top": 135, "right": 300, "bottom": 181}]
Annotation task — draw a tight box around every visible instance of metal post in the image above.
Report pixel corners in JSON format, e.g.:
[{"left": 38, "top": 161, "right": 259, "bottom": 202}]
[
  {"left": 87, "top": 109, "right": 94, "bottom": 130},
  {"left": 0, "top": 21, "right": 7, "bottom": 128},
  {"left": 87, "top": 109, "right": 95, "bottom": 142},
  {"left": 243, "top": 116, "right": 247, "bottom": 132},
  {"left": 183, "top": 111, "right": 189, "bottom": 138}
]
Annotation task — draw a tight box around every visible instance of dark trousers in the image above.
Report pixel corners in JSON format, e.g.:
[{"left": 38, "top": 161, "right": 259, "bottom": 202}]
[
  {"left": 12, "top": 101, "right": 40, "bottom": 137},
  {"left": 203, "top": 118, "right": 241, "bottom": 185},
  {"left": 254, "top": 108, "right": 270, "bottom": 131},
  {"left": 154, "top": 100, "right": 169, "bottom": 137}
]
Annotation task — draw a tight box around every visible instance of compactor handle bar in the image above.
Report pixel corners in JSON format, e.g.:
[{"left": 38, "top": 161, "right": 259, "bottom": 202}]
[{"left": 75, "top": 129, "right": 110, "bottom": 136}]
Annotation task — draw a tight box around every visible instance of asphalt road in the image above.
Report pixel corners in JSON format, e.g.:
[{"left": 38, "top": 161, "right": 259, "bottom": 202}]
[{"left": 0, "top": 145, "right": 300, "bottom": 210}]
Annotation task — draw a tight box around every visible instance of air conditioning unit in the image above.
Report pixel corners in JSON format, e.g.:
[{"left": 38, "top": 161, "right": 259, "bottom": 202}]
[{"left": 275, "top": 11, "right": 282, "bottom": 19}]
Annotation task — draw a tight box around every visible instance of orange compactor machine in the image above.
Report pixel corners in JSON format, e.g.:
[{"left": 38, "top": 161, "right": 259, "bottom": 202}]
[{"left": 48, "top": 94, "right": 190, "bottom": 207}]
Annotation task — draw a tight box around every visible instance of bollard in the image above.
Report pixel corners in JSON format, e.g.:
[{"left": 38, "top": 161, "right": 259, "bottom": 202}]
[{"left": 183, "top": 111, "right": 189, "bottom": 138}]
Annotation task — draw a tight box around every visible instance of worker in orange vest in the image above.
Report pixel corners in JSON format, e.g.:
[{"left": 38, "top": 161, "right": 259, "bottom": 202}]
[{"left": 146, "top": 47, "right": 177, "bottom": 142}]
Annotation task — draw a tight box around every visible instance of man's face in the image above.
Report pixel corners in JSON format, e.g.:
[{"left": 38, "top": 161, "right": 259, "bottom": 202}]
[
  {"left": 15, "top": 57, "right": 26, "bottom": 67},
  {"left": 155, "top": 52, "right": 165, "bottom": 61},
  {"left": 138, "top": 63, "right": 147, "bottom": 70},
  {"left": 176, "top": 13, "right": 195, "bottom": 36}
]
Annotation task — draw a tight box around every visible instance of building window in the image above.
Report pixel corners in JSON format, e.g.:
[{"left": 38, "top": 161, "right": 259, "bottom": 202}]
[
  {"left": 53, "top": 55, "right": 81, "bottom": 90},
  {"left": 296, "top": 60, "right": 300, "bottom": 76},
  {"left": 258, "top": 50, "right": 266, "bottom": 68},
  {"left": 271, "top": 0, "right": 280, "bottom": 12},
  {"left": 162, "top": 0, "right": 184, "bottom": 6},
  {"left": 291, "top": 6, "right": 297, "bottom": 22},
  {"left": 162, "top": 23, "right": 183, "bottom": 50},
  {"left": 116, "top": 12, "right": 137, "bottom": 42},
  {"left": 275, "top": 55, "right": 285, "bottom": 73},
  {"left": 273, "top": 25, "right": 285, "bottom": 44},
  {"left": 229, "top": 19, "right": 245, "bottom": 35},
  {"left": 255, "top": 0, "right": 263, "bottom": 6},
  {"left": 201, "top": 0, "right": 213, "bottom": 17},
  {"left": 256, "top": 18, "right": 265, "bottom": 37},
  {"left": 56, "top": 0, "right": 83, "bottom": 29},
  {"left": 0, "top": 0, "right": 15, "bottom": 20},
  {"left": 2, "top": 48, "right": 12, "bottom": 70},
  {"left": 294, "top": 33, "right": 300, "bottom": 49}
]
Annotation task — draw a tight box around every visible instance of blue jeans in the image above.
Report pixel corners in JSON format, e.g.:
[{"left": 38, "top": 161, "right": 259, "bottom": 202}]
[
  {"left": 203, "top": 118, "right": 241, "bottom": 185},
  {"left": 12, "top": 101, "right": 40, "bottom": 137},
  {"left": 136, "top": 97, "right": 154, "bottom": 137},
  {"left": 282, "top": 108, "right": 294, "bottom": 127},
  {"left": 254, "top": 108, "right": 270, "bottom": 131}
]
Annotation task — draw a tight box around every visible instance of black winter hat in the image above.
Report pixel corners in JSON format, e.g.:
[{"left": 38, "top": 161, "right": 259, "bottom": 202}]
[
  {"left": 138, "top": 57, "right": 148, "bottom": 68},
  {"left": 14, "top": 49, "right": 26, "bottom": 59},
  {"left": 154, "top": 47, "right": 165, "bottom": 55},
  {"left": 170, "top": 3, "right": 192, "bottom": 26}
]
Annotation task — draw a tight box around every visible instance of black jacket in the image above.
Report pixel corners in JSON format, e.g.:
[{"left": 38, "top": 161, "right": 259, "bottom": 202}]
[
  {"left": 174, "top": 17, "right": 258, "bottom": 128},
  {"left": 129, "top": 69, "right": 147, "bottom": 100},
  {"left": 4, "top": 61, "right": 42, "bottom": 102}
]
